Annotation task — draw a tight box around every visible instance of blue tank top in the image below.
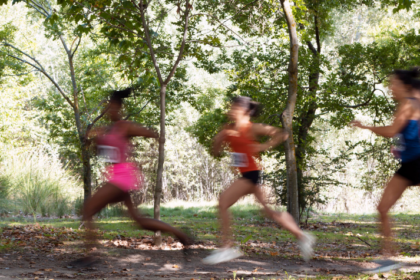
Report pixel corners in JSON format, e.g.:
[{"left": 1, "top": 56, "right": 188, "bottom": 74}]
[{"left": 398, "top": 120, "right": 420, "bottom": 162}]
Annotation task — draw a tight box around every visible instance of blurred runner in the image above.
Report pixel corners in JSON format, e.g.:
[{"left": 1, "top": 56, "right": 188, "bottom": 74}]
[
  {"left": 352, "top": 69, "right": 420, "bottom": 273},
  {"left": 71, "top": 88, "right": 192, "bottom": 267},
  {"left": 202, "top": 96, "right": 315, "bottom": 264}
]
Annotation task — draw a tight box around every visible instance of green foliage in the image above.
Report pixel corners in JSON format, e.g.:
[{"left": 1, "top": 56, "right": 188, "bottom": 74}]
[
  {"left": 190, "top": 0, "right": 420, "bottom": 214},
  {"left": 0, "top": 147, "right": 81, "bottom": 220},
  {"left": 73, "top": 196, "right": 84, "bottom": 216},
  {"left": 0, "top": 23, "right": 27, "bottom": 82},
  {"left": 187, "top": 108, "right": 228, "bottom": 153},
  {"left": 1, "top": 0, "right": 419, "bottom": 215}
]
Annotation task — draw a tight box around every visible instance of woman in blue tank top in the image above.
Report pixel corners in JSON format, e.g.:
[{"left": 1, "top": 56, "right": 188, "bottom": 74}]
[{"left": 351, "top": 69, "right": 420, "bottom": 272}]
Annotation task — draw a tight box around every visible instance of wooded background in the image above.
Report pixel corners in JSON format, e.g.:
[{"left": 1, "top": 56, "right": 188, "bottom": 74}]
[{"left": 1, "top": 0, "right": 419, "bottom": 234}]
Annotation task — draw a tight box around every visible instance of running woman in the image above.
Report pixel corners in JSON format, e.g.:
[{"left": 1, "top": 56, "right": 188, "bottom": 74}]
[
  {"left": 202, "top": 96, "right": 315, "bottom": 264},
  {"left": 351, "top": 69, "right": 420, "bottom": 272},
  {"left": 71, "top": 88, "right": 192, "bottom": 266}
]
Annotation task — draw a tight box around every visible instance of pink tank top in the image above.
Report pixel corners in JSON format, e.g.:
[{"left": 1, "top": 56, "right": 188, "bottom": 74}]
[{"left": 96, "top": 121, "right": 131, "bottom": 163}]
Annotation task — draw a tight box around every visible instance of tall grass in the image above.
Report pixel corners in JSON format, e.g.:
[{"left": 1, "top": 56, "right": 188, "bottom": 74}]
[{"left": 0, "top": 146, "right": 81, "bottom": 221}]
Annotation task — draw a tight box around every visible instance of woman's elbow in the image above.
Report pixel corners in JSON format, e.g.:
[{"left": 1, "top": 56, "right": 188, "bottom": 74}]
[{"left": 385, "top": 130, "right": 399, "bottom": 138}]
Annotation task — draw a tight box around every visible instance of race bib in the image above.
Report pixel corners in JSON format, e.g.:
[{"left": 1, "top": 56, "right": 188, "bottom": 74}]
[
  {"left": 97, "top": 145, "right": 121, "bottom": 163},
  {"left": 230, "top": 152, "right": 248, "bottom": 167}
]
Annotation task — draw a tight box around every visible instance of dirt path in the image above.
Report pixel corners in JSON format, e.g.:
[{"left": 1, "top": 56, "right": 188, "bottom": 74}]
[{"left": 2, "top": 247, "right": 419, "bottom": 280}]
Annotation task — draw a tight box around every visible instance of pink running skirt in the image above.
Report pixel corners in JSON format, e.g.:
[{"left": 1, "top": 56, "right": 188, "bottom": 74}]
[{"left": 106, "top": 162, "right": 143, "bottom": 192}]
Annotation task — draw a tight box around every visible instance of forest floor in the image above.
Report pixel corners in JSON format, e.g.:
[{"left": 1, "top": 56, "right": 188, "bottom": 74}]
[{"left": 1, "top": 204, "right": 420, "bottom": 279}]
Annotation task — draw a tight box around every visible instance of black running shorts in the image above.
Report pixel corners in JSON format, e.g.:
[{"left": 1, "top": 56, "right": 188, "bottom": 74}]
[
  {"left": 241, "top": 170, "right": 261, "bottom": 185},
  {"left": 396, "top": 156, "right": 420, "bottom": 185}
]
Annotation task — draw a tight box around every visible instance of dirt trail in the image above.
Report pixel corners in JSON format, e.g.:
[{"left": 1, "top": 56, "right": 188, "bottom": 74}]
[{"left": 1, "top": 247, "right": 419, "bottom": 280}]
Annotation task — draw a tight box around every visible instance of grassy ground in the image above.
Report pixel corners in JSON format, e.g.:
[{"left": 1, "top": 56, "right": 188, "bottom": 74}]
[{"left": 1, "top": 203, "right": 420, "bottom": 279}]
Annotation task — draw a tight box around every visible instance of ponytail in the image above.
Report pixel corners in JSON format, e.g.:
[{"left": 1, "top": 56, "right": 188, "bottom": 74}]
[
  {"left": 231, "top": 96, "right": 261, "bottom": 117},
  {"left": 110, "top": 88, "right": 132, "bottom": 105},
  {"left": 248, "top": 101, "right": 261, "bottom": 117}
]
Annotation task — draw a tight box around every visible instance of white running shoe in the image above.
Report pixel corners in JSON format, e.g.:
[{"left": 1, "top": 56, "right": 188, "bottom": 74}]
[
  {"left": 202, "top": 247, "right": 244, "bottom": 264},
  {"left": 367, "top": 259, "right": 402, "bottom": 273},
  {"left": 298, "top": 231, "right": 316, "bottom": 262}
]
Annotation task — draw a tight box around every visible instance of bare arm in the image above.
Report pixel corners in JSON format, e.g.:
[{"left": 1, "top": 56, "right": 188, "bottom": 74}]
[
  {"left": 212, "top": 130, "right": 228, "bottom": 157},
  {"left": 351, "top": 101, "right": 412, "bottom": 138},
  {"left": 126, "top": 122, "right": 159, "bottom": 138},
  {"left": 85, "top": 126, "right": 106, "bottom": 146},
  {"left": 252, "top": 123, "right": 289, "bottom": 152}
]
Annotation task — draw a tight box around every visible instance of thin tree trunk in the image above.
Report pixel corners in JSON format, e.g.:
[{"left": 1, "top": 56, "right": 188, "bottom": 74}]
[
  {"left": 61, "top": 35, "right": 93, "bottom": 202},
  {"left": 137, "top": 0, "right": 190, "bottom": 245},
  {"left": 296, "top": 16, "right": 321, "bottom": 216},
  {"left": 4, "top": 16, "right": 98, "bottom": 204},
  {"left": 296, "top": 100, "right": 317, "bottom": 213},
  {"left": 81, "top": 143, "right": 92, "bottom": 201},
  {"left": 154, "top": 85, "right": 166, "bottom": 246},
  {"left": 280, "top": 0, "right": 299, "bottom": 222}
]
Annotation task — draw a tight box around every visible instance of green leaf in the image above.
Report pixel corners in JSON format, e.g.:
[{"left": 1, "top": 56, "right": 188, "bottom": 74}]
[{"left": 241, "top": 234, "right": 252, "bottom": 244}]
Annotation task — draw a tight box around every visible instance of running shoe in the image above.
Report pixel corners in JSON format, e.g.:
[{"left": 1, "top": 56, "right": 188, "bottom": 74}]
[
  {"left": 367, "top": 259, "right": 402, "bottom": 273},
  {"left": 202, "top": 247, "right": 244, "bottom": 264},
  {"left": 298, "top": 231, "right": 316, "bottom": 262}
]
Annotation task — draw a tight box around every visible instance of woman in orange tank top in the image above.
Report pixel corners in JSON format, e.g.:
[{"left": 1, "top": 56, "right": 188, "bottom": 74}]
[{"left": 202, "top": 96, "right": 315, "bottom": 264}]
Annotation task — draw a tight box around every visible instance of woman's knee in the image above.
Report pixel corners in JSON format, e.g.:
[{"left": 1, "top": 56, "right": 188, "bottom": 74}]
[
  {"left": 218, "top": 198, "right": 230, "bottom": 212},
  {"left": 377, "top": 204, "right": 389, "bottom": 215}
]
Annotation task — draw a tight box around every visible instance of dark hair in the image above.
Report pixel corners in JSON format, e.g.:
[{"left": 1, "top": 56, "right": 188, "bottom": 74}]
[
  {"left": 393, "top": 68, "right": 420, "bottom": 86},
  {"left": 411, "top": 79, "right": 420, "bottom": 91},
  {"left": 110, "top": 88, "right": 132, "bottom": 106},
  {"left": 231, "top": 96, "right": 261, "bottom": 117}
]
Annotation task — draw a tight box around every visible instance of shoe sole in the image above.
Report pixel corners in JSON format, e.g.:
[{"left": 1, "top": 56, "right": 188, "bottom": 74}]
[
  {"left": 202, "top": 252, "right": 243, "bottom": 265},
  {"left": 366, "top": 263, "right": 402, "bottom": 273}
]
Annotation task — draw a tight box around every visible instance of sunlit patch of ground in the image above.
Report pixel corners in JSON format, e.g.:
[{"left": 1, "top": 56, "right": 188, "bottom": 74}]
[{"left": 1, "top": 205, "right": 420, "bottom": 278}]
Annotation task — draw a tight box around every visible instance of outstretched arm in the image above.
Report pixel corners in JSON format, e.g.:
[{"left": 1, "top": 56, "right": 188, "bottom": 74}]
[
  {"left": 126, "top": 122, "right": 159, "bottom": 138},
  {"left": 252, "top": 124, "right": 289, "bottom": 153},
  {"left": 351, "top": 101, "right": 412, "bottom": 138}
]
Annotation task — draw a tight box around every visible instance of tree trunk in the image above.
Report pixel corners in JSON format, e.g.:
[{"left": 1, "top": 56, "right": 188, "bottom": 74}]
[
  {"left": 296, "top": 99, "right": 317, "bottom": 213},
  {"left": 81, "top": 143, "right": 92, "bottom": 201},
  {"left": 296, "top": 17, "right": 321, "bottom": 216},
  {"left": 154, "top": 85, "right": 166, "bottom": 246},
  {"left": 280, "top": 0, "right": 299, "bottom": 223}
]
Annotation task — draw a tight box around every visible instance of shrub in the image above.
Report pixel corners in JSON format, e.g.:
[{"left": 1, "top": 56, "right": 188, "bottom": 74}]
[{"left": 0, "top": 146, "right": 81, "bottom": 221}]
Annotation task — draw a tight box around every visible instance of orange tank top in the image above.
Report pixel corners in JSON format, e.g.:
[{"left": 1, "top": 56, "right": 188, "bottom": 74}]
[{"left": 226, "top": 123, "right": 260, "bottom": 173}]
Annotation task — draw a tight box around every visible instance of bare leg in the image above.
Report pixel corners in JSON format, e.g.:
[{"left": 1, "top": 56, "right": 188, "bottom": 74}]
[
  {"left": 218, "top": 178, "right": 254, "bottom": 247},
  {"left": 377, "top": 175, "right": 410, "bottom": 255},
  {"left": 82, "top": 183, "right": 126, "bottom": 251},
  {"left": 123, "top": 195, "right": 191, "bottom": 245},
  {"left": 253, "top": 186, "right": 303, "bottom": 240}
]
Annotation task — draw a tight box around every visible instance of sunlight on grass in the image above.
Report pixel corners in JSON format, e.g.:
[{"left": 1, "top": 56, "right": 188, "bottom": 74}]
[{"left": 2, "top": 202, "right": 420, "bottom": 262}]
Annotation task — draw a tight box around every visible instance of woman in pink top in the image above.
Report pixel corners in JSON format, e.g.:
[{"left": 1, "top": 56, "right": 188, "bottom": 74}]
[{"left": 71, "top": 88, "right": 192, "bottom": 267}]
